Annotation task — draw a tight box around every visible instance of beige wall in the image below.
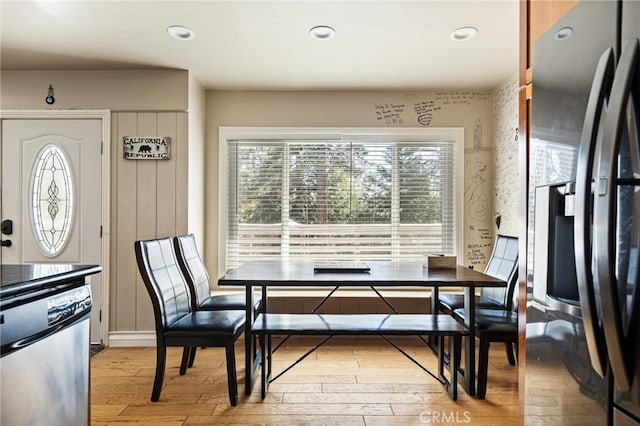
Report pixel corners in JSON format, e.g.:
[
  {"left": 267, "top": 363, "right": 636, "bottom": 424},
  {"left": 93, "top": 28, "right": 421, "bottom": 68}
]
[
  {"left": 205, "top": 89, "right": 496, "bottom": 280},
  {"left": 1, "top": 70, "right": 188, "bottom": 110},
  {"left": 492, "top": 74, "right": 519, "bottom": 237},
  {"left": 1, "top": 69, "right": 190, "bottom": 334},
  {"left": 188, "top": 75, "right": 206, "bottom": 252}
]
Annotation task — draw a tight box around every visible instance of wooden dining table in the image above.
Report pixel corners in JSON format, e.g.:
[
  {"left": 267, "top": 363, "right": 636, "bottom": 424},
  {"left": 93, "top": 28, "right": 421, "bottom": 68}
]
[{"left": 218, "top": 260, "right": 506, "bottom": 397}]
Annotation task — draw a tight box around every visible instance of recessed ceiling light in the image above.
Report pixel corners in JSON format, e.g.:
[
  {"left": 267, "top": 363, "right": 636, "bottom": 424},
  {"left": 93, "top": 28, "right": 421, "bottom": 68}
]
[
  {"left": 450, "top": 26, "right": 478, "bottom": 41},
  {"left": 167, "top": 25, "right": 195, "bottom": 40},
  {"left": 554, "top": 27, "right": 574, "bottom": 40},
  {"left": 309, "top": 25, "right": 335, "bottom": 40}
]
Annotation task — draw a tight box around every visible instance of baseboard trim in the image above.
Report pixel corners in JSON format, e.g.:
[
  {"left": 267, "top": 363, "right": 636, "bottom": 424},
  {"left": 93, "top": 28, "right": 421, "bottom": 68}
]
[
  {"left": 108, "top": 331, "right": 156, "bottom": 347},
  {"left": 107, "top": 331, "right": 249, "bottom": 347}
]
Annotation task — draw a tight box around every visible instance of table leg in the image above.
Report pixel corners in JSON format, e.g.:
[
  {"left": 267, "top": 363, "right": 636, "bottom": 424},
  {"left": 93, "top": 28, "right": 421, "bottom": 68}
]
[
  {"left": 449, "top": 335, "right": 461, "bottom": 401},
  {"left": 264, "top": 286, "right": 271, "bottom": 379},
  {"left": 260, "top": 333, "right": 267, "bottom": 399},
  {"left": 244, "top": 285, "right": 254, "bottom": 395},
  {"left": 462, "top": 287, "right": 476, "bottom": 396},
  {"left": 428, "top": 287, "right": 440, "bottom": 350},
  {"left": 431, "top": 287, "right": 439, "bottom": 315}
]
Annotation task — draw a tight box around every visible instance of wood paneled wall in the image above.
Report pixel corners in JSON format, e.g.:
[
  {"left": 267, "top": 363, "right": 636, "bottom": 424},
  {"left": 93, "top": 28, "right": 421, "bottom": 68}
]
[{"left": 110, "top": 112, "right": 188, "bottom": 331}]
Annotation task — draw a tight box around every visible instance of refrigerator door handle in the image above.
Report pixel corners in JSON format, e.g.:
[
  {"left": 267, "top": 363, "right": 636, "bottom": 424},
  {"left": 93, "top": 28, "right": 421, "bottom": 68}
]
[
  {"left": 594, "top": 38, "right": 640, "bottom": 392},
  {"left": 575, "top": 47, "right": 616, "bottom": 378}
]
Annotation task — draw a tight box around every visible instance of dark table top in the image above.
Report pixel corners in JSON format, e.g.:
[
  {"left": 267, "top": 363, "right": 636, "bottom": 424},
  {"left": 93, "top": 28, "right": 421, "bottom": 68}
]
[{"left": 218, "top": 261, "right": 505, "bottom": 288}]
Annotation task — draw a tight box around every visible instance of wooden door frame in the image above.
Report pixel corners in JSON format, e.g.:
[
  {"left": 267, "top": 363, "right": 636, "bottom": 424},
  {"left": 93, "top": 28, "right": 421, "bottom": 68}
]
[{"left": 0, "top": 109, "right": 111, "bottom": 345}]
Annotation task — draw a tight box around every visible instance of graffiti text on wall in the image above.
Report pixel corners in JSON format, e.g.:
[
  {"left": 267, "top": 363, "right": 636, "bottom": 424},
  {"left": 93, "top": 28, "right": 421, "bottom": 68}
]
[
  {"left": 466, "top": 227, "right": 492, "bottom": 267},
  {"left": 372, "top": 90, "right": 491, "bottom": 126},
  {"left": 375, "top": 104, "right": 405, "bottom": 124}
]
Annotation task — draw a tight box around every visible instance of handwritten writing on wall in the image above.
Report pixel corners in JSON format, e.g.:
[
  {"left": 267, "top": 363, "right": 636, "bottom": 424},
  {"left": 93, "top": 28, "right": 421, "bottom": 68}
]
[
  {"left": 372, "top": 90, "right": 491, "bottom": 127},
  {"left": 414, "top": 100, "right": 441, "bottom": 126},
  {"left": 464, "top": 147, "right": 492, "bottom": 223},
  {"left": 466, "top": 227, "right": 492, "bottom": 267},
  {"left": 434, "top": 90, "right": 489, "bottom": 106},
  {"left": 493, "top": 75, "right": 519, "bottom": 237},
  {"left": 413, "top": 91, "right": 490, "bottom": 126},
  {"left": 464, "top": 125, "right": 493, "bottom": 270},
  {"left": 375, "top": 104, "right": 405, "bottom": 125}
]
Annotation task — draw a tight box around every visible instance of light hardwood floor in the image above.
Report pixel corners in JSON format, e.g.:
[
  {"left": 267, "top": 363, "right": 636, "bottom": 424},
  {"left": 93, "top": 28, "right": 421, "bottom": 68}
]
[{"left": 91, "top": 337, "right": 518, "bottom": 425}]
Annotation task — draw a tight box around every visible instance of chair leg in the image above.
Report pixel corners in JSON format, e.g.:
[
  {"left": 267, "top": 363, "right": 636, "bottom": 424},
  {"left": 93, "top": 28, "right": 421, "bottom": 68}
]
[
  {"left": 179, "top": 347, "right": 191, "bottom": 375},
  {"left": 188, "top": 347, "right": 197, "bottom": 368},
  {"left": 477, "top": 337, "right": 490, "bottom": 399},
  {"left": 225, "top": 339, "right": 239, "bottom": 406},
  {"left": 151, "top": 341, "right": 167, "bottom": 401},
  {"left": 505, "top": 342, "right": 516, "bottom": 366}
]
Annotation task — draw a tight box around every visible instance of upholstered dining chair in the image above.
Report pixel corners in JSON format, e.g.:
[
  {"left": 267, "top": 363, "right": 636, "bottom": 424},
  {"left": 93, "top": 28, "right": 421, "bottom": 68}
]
[
  {"left": 173, "top": 234, "right": 262, "bottom": 369},
  {"left": 438, "top": 234, "right": 519, "bottom": 315},
  {"left": 173, "top": 234, "right": 262, "bottom": 313},
  {"left": 135, "top": 237, "right": 245, "bottom": 406},
  {"left": 438, "top": 234, "right": 518, "bottom": 393},
  {"left": 453, "top": 292, "right": 518, "bottom": 398}
]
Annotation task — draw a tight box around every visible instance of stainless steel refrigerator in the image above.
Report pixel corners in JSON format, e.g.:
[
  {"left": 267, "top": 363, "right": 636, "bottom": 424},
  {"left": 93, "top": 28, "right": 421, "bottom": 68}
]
[{"left": 526, "top": 0, "right": 640, "bottom": 425}]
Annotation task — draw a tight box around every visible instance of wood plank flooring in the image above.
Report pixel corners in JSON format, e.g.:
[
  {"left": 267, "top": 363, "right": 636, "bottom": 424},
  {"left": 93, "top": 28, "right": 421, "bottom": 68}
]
[{"left": 91, "top": 337, "right": 518, "bottom": 425}]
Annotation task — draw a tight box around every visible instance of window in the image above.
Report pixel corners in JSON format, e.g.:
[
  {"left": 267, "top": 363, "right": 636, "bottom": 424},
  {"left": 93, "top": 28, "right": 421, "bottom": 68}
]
[
  {"left": 219, "top": 128, "right": 463, "bottom": 270},
  {"left": 30, "top": 144, "right": 75, "bottom": 256}
]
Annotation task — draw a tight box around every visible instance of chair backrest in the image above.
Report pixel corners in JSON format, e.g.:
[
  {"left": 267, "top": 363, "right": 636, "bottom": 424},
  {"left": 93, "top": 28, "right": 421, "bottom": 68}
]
[
  {"left": 481, "top": 234, "right": 519, "bottom": 310},
  {"left": 135, "top": 238, "right": 192, "bottom": 332},
  {"left": 173, "top": 234, "right": 211, "bottom": 310}
]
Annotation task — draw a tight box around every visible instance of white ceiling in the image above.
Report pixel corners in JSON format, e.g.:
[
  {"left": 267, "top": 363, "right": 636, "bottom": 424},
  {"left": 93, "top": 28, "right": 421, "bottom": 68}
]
[{"left": 0, "top": 0, "right": 519, "bottom": 91}]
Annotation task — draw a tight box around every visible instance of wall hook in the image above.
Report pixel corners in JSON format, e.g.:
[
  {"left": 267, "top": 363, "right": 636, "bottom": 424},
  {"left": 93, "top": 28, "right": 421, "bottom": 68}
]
[{"left": 45, "top": 84, "right": 55, "bottom": 105}]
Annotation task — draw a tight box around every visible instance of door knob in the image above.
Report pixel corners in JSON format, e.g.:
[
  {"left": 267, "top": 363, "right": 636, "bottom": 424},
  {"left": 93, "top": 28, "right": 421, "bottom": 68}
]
[
  {"left": 1, "top": 219, "right": 13, "bottom": 235},
  {"left": 1, "top": 239, "right": 12, "bottom": 247}
]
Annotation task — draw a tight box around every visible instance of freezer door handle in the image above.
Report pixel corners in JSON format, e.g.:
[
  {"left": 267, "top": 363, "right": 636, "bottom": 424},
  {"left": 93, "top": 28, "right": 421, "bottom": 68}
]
[
  {"left": 575, "top": 47, "right": 615, "bottom": 378},
  {"left": 594, "top": 38, "right": 640, "bottom": 392}
]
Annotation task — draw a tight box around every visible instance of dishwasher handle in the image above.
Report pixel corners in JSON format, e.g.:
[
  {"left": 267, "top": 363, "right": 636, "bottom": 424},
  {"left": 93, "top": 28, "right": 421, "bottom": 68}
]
[
  {"left": 1, "top": 310, "right": 90, "bottom": 356},
  {"left": 1, "top": 285, "right": 92, "bottom": 357}
]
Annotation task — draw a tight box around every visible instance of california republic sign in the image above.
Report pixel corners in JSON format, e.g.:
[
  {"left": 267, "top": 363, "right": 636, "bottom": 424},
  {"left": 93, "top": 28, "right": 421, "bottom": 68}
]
[{"left": 123, "top": 136, "right": 170, "bottom": 159}]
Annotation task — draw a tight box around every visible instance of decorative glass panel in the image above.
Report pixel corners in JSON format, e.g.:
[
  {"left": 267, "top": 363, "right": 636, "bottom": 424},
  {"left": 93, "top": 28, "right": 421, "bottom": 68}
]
[{"left": 31, "top": 144, "right": 74, "bottom": 256}]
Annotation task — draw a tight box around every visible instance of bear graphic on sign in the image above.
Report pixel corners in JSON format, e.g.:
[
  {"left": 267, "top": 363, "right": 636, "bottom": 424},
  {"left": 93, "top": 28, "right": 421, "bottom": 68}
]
[{"left": 138, "top": 145, "right": 152, "bottom": 153}]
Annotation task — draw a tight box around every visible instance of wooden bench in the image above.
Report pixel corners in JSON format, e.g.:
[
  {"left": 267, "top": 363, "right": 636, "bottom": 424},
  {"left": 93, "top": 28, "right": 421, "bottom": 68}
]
[{"left": 251, "top": 313, "right": 469, "bottom": 400}]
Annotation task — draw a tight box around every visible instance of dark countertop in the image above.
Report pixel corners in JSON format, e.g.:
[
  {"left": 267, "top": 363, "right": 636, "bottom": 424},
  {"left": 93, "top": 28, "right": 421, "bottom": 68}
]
[{"left": 1, "top": 264, "right": 102, "bottom": 308}]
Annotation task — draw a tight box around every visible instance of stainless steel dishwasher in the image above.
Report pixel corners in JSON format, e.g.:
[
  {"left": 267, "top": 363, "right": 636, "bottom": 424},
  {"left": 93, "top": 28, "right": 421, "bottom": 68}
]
[{"left": 1, "top": 264, "right": 99, "bottom": 426}]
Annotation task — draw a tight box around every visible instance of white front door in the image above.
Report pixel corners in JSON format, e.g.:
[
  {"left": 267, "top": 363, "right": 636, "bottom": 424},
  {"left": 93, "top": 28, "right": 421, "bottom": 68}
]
[{"left": 1, "top": 119, "right": 103, "bottom": 343}]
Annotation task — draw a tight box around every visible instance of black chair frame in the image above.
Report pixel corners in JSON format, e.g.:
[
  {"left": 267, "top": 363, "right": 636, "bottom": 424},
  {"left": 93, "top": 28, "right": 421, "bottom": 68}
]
[
  {"left": 476, "top": 312, "right": 518, "bottom": 398},
  {"left": 135, "top": 238, "right": 245, "bottom": 406},
  {"left": 173, "top": 234, "right": 262, "bottom": 369},
  {"left": 438, "top": 234, "right": 519, "bottom": 315},
  {"left": 453, "top": 293, "right": 518, "bottom": 398},
  {"left": 173, "top": 234, "right": 261, "bottom": 312}
]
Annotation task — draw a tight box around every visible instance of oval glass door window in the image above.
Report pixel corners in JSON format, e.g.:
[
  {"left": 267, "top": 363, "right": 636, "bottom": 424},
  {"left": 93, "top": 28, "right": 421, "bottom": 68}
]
[{"left": 30, "top": 144, "right": 75, "bottom": 256}]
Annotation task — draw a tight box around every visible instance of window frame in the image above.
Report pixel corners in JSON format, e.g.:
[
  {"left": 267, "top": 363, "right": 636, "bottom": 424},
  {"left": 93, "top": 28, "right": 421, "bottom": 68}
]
[{"left": 218, "top": 127, "right": 465, "bottom": 273}]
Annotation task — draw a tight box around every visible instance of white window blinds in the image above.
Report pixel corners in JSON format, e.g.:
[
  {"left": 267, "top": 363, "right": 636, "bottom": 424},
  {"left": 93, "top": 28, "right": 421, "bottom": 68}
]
[{"left": 223, "top": 131, "right": 460, "bottom": 269}]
